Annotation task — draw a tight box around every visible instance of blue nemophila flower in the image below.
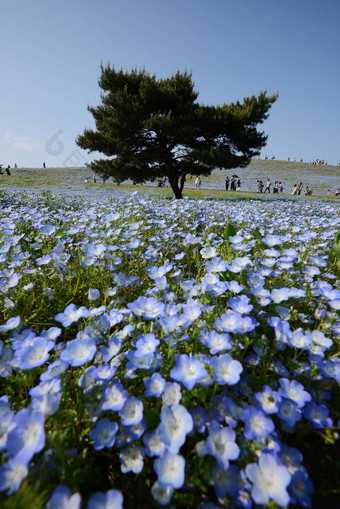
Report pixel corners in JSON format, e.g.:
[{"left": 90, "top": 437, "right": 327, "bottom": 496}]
[
  {"left": 30, "top": 392, "right": 61, "bottom": 417},
  {"left": 46, "top": 485, "right": 81, "bottom": 509},
  {"left": 112, "top": 272, "right": 138, "bottom": 288},
  {"left": 170, "top": 354, "right": 208, "bottom": 390},
  {"left": 89, "top": 418, "right": 119, "bottom": 450},
  {"left": 36, "top": 254, "right": 52, "bottom": 266},
  {"left": 124, "top": 419, "right": 146, "bottom": 441},
  {"left": 289, "top": 468, "right": 314, "bottom": 507},
  {"left": 6, "top": 409, "right": 45, "bottom": 465},
  {"left": 288, "top": 329, "right": 312, "bottom": 350},
  {"left": 317, "top": 359, "right": 340, "bottom": 382},
  {"left": 144, "top": 372, "right": 166, "bottom": 397},
  {"left": 200, "top": 330, "right": 232, "bottom": 354},
  {"left": 262, "top": 234, "right": 283, "bottom": 247},
  {"left": 303, "top": 265, "right": 321, "bottom": 277},
  {"left": 41, "top": 327, "right": 62, "bottom": 340},
  {"left": 268, "top": 316, "right": 292, "bottom": 348},
  {"left": 0, "top": 459, "right": 28, "bottom": 495},
  {"left": 271, "top": 287, "right": 291, "bottom": 303},
  {"left": 126, "top": 350, "right": 154, "bottom": 371},
  {"left": 0, "top": 411, "right": 14, "bottom": 451},
  {"left": 190, "top": 406, "right": 209, "bottom": 433},
  {"left": 91, "top": 364, "right": 116, "bottom": 382},
  {"left": 228, "top": 294, "right": 253, "bottom": 314},
  {"left": 242, "top": 406, "right": 275, "bottom": 441},
  {"left": 60, "top": 336, "right": 97, "bottom": 367},
  {"left": 7, "top": 272, "right": 22, "bottom": 288},
  {"left": 205, "top": 257, "right": 227, "bottom": 273},
  {"left": 100, "top": 335, "right": 124, "bottom": 362},
  {"left": 158, "top": 404, "right": 193, "bottom": 453},
  {"left": 148, "top": 264, "right": 172, "bottom": 279},
  {"left": 119, "top": 396, "right": 143, "bottom": 426},
  {"left": 206, "top": 421, "right": 240, "bottom": 469},
  {"left": 154, "top": 450, "right": 185, "bottom": 489},
  {"left": 215, "top": 310, "right": 258, "bottom": 334},
  {"left": 154, "top": 275, "right": 167, "bottom": 291},
  {"left": 55, "top": 303, "right": 89, "bottom": 327},
  {"left": 0, "top": 316, "right": 20, "bottom": 333},
  {"left": 211, "top": 354, "right": 243, "bottom": 385},
  {"left": 227, "top": 255, "right": 252, "bottom": 273},
  {"left": 88, "top": 288, "right": 100, "bottom": 301},
  {"left": 88, "top": 489, "right": 123, "bottom": 509},
  {"left": 181, "top": 299, "right": 202, "bottom": 322},
  {"left": 200, "top": 246, "right": 217, "bottom": 259},
  {"left": 134, "top": 333, "right": 160, "bottom": 357},
  {"left": 224, "top": 396, "right": 244, "bottom": 426},
  {"left": 303, "top": 402, "right": 332, "bottom": 428},
  {"left": 151, "top": 481, "right": 174, "bottom": 506},
  {"left": 162, "top": 382, "right": 182, "bottom": 406},
  {"left": 29, "top": 378, "right": 62, "bottom": 398},
  {"left": 278, "top": 399, "right": 302, "bottom": 428},
  {"left": 212, "top": 464, "right": 242, "bottom": 498},
  {"left": 278, "top": 378, "right": 312, "bottom": 409},
  {"left": 143, "top": 429, "right": 167, "bottom": 457},
  {"left": 101, "top": 380, "right": 129, "bottom": 411},
  {"left": 14, "top": 337, "right": 54, "bottom": 370},
  {"left": 253, "top": 385, "right": 281, "bottom": 414},
  {"left": 307, "top": 329, "right": 333, "bottom": 350},
  {"left": 226, "top": 280, "right": 244, "bottom": 293},
  {"left": 119, "top": 444, "right": 145, "bottom": 474},
  {"left": 246, "top": 453, "right": 291, "bottom": 507},
  {"left": 279, "top": 443, "right": 303, "bottom": 472},
  {"left": 127, "top": 296, "right": 165, "bottom": 320}
]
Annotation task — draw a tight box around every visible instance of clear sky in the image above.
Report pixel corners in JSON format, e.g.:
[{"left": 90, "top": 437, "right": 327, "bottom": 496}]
[{"left": 1, "top": 0, "right": 339, "bottom": 168}]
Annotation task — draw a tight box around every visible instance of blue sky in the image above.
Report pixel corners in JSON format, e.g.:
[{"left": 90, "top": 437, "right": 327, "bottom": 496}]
[{"left": 1, "top": 0, "right": 339, "bottom": 168}]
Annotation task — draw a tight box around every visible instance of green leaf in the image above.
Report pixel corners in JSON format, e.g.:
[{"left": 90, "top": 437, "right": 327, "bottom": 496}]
[
  {"left": 223, "top": 221, "right": 237, "bottom": 241},
  {"left": 334, "top": 242, "right": 340, "bottom": 259}
]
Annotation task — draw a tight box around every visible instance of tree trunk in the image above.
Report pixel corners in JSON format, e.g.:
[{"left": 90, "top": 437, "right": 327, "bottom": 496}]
[
  {"left": 169, "top": 179, "right": 183, "bottom": 199},
  {"left": 167, "top": 164, "right": 183, "bottom": 199},
  {"left": 179, "top": 173, "right": 186, "bottom": 192}
]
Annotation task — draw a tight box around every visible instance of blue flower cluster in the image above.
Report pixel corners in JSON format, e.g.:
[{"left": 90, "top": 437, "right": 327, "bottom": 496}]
[{"left": 0, "top": 190, "right": 339, "bottom": 508}]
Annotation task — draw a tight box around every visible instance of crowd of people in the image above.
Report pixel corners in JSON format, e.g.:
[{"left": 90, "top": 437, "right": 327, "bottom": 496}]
[
  {"left": 0, "top": 164, "right": 11, "bottom": 175},
  {"left": 225, "top": 176, "right": 241, "bottom": 191}
]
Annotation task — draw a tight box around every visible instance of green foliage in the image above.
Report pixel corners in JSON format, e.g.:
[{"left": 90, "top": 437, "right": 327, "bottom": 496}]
[
  {"left": 333, "top": 231, "right": 340, "bottom": 272},
  {"left": 77, "top": 65, "right": 277, "bottom": 198}
]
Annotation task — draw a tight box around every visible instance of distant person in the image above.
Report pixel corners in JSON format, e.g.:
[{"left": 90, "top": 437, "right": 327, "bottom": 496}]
[
  {"left": 225, "top": 176, "right": 230, "bottom": 190},
  {"left": 92, "top": 172, "right": 97, "bottom": 183},
  {"left": 304, "top": 186, "right": 310, "bottom": 195},
  {"left": 335, "top": 188, "right": 340, "bottom": 196},
  {"left": 236, "top": 179, "right": 241, "bottom": 191},
  {"left": 5, "top": 165, "right": 11, "bottom": 175},
  {"left": 14, "top": 163, "right": 17, "bottom": 168},
  {"left": 43, "top": 162, "right": 46, "bottom": 168},
  {"left": 195, "top": 176, "right": 201, "bottom": 188},
  {"left": 327, "top": 190, "right": 330, "bottom": 196},
  {"left": 0, "top": 165, "right": 3, "bottom": 175},
  {"left": 291, "top": 184, "right": 298, "bottom": 195},
  {"left": 264, "top": 178, "right": 271, "bottom": 193},
  {"left": 297, "top": 182, "right": 303, "bottom": 195},
  {"left": 259, "top": 180, "right": 264, "bottom": 193},
  {"left": 279, "top": 182, "right": 283, "bottom": 193}
]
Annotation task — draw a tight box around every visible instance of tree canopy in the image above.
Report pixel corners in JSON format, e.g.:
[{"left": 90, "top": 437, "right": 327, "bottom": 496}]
[{"left": 77, "top": 65, "right": 278, "bottom": 198}]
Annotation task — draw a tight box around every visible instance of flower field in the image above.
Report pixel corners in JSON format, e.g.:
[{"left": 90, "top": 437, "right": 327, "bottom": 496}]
[{"left": 0, "top": 189, "right": 339, "bottom": 508}]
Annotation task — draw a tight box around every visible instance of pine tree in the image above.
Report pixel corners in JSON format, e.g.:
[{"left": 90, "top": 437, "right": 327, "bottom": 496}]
[{"left": 77, "top": 65, "right": 277, "bottom": 199}]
